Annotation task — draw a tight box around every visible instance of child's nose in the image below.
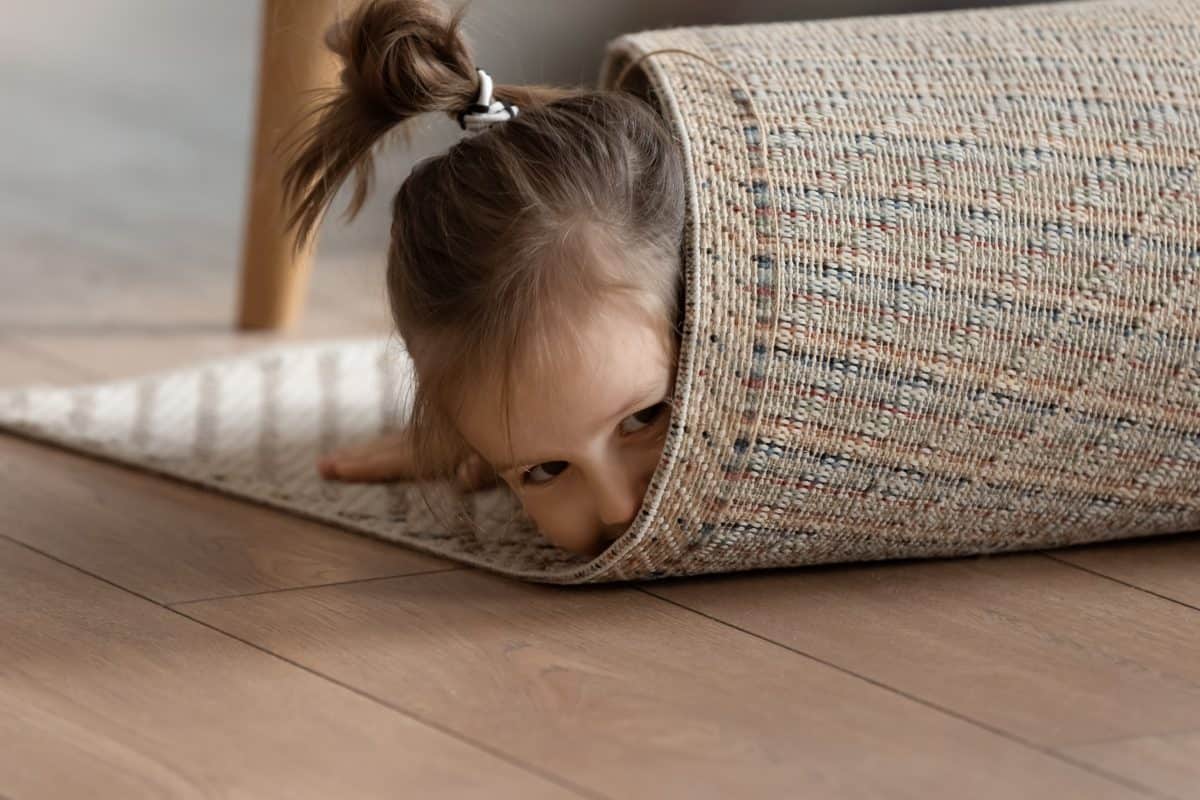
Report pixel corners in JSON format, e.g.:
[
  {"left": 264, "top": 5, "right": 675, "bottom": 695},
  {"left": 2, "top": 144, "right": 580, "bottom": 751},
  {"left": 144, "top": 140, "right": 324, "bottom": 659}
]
[
  {"left": 595, "top": 485, "right": 640, "bottom": 528},
  {"left": 593, "top": 468, "right": 651, "bottom": 529}
]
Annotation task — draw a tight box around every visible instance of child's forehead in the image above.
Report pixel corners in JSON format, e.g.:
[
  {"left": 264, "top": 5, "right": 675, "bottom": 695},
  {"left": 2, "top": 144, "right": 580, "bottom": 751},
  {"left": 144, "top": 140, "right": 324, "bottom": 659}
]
[
  {"left": 503, "top": 300, "right": 671, "bottom": 407},
  {"left": 498, "top": 290, "right": 673, "bottom": 382},
  {"left": 455, "top": 299, "right": 677, "bottom": 457}
]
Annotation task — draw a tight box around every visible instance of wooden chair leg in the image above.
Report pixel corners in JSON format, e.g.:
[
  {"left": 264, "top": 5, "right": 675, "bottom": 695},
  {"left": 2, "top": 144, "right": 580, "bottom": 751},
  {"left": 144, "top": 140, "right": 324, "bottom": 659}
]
[{"left": 237, "top": 0, "right": 344, "bottom": 331}]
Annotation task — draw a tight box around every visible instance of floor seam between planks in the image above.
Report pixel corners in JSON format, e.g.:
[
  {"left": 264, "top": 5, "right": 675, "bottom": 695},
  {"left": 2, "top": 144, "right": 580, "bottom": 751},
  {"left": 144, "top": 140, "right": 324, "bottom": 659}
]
[
  {"left": 1049, "top": 726, "right": 1200, "bottom": 751},
  {"left": 166, "top": 566, "right": 467, "bottom": 606},
  {"left": 0, "top": 337, "right": 102, "bottom": 382},
  {"left": 167, "top": 606, "right": 609, "bottom": 800},
  {"left": 1038, "top": 552, "right": 1200, "bottom": 613},
  {"left": 5, "top": 486, "right": 1189, "bottom": 799},
  {"left": 0, "top": 520, "right": 468, "bottom": 616},
  {"left": 3, "top": 532, "right": 606, "bottom": 800},
  {"left": 3, "top": 532, "right": 180, "bottom": 612},
  {"left": 634, "top": 585, "right": 1166, "bottom": 799}
]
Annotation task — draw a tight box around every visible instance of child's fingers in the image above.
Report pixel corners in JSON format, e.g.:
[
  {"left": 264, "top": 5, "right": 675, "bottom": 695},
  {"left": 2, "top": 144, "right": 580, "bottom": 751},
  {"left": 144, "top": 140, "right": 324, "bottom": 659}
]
[
  {"left": 324, "top": 431, "right": 411, "bottom": 462},
  {"left": 318, "top": 448, "right": 416, "bottom": 482},
  {"left": 316, "top": 432, "right": 417, "bottom": 482},
  {"left": 455, "top": 454, "right": 499, "bottom": 492},
  {"left": 315, "top": 435, "right": 498, "bottom": 490}
]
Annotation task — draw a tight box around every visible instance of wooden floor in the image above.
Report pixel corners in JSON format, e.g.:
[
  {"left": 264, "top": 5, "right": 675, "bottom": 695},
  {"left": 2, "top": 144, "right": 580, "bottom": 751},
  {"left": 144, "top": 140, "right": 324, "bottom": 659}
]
[{"left": 3, "top": 2, "right": 1199, "bottom": 798}]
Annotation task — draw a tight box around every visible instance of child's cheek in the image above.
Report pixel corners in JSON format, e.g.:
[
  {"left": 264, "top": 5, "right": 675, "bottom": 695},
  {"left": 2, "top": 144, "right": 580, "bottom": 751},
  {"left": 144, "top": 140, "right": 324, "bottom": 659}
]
[{"left": 519, "top": 487, "right": 598, "bottom": 556}]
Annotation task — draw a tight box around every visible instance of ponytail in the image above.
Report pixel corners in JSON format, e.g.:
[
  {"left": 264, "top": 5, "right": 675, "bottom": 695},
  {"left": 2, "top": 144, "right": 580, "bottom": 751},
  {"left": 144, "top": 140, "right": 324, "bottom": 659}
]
[{"left": 279, "top": 0, "right": 478, "bottom": 253}]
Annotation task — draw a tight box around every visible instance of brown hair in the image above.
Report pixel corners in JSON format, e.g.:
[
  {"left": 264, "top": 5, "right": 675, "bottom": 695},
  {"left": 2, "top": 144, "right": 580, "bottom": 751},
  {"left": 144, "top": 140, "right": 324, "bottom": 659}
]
[{"left": 280, "top": 0, "right": 686, "bottom": 480}]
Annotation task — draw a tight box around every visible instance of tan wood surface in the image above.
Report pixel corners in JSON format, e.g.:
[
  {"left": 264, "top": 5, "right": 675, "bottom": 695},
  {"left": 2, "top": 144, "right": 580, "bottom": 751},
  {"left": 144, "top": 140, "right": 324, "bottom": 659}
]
[
  {"left": 1062, "top": 730, "right": 1200, "bottom": 800},
  {"left": 1049, "top": 538, "right": 1200, "bottom": 609},
  {"left": 0, "top": 434, "right": 455, "bottom": 605},
  {"left": 0, "top": 339, "right": 93, "bottom": 385},
  {"left": 175, "top": 569, "right": 1142, "bottom": 799},
  {"left": 0, "top": 538, "right": 576, "bottom": 799},
  {"left": 645, "top": 553, "right": 1200, "bottom": 749}
]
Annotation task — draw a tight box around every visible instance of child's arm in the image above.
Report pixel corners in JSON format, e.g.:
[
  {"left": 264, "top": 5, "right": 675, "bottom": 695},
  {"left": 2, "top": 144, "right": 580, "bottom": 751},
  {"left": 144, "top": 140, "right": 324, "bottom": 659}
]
[{"left": 317, "top": 430, "right": 496, "bottom": 491}]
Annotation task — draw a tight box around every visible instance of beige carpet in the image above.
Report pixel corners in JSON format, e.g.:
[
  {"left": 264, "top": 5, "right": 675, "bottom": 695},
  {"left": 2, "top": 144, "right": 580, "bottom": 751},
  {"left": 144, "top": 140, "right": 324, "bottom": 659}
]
[{"left": 0, "top": 338, "right": 600, "bottom": 582}]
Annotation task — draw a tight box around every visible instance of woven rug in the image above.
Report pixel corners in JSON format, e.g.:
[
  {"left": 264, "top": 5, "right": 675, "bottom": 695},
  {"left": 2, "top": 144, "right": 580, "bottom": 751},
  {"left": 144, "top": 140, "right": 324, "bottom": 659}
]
[
  {"left": 0, "top": 338, "right": 597, "bottom": 580},
  {"left": 5, "top": 0, "right": 1200, "bottom": 583}
]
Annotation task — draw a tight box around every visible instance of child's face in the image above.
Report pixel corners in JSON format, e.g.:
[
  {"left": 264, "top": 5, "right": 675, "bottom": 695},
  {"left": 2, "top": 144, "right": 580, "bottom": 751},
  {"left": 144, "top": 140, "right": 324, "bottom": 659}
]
[{"left": 454, "top": 294, "right": 678, "bottom": 557}]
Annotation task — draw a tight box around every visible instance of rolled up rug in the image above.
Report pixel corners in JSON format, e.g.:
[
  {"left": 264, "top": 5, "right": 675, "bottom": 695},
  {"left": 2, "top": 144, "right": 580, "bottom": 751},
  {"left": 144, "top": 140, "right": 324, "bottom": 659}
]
[
  {"left": 595, "top": 0, "right": 1200, "bottom": 579},
  {"left": 3, "top": 0, "right": 1197, "bottom": 583}
]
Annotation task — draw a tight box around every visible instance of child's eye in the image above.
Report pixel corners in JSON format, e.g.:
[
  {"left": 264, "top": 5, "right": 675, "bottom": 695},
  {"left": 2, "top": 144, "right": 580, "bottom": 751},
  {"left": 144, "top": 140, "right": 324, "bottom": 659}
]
[
  {"left": 522, "top": 460, "right": 568, "bottom": 486},
  {"left": 517, "top": 403, "right": 669, "bottom": 486},
  {"left": 619, "top": 402, "right": 668, "bottom": 435}
]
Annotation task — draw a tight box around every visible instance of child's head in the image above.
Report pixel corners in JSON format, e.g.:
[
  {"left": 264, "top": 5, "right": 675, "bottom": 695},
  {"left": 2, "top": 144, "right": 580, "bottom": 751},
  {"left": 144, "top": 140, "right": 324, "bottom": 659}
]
[{"left": 281, "top": 0, "right": 686, "bottom": 556}]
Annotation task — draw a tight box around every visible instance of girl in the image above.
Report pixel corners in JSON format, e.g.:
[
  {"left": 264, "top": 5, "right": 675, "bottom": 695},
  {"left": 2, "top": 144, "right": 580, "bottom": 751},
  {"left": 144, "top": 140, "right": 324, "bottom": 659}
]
[{"left": 281, "top": 0, "right": 687, "bottom": 557}]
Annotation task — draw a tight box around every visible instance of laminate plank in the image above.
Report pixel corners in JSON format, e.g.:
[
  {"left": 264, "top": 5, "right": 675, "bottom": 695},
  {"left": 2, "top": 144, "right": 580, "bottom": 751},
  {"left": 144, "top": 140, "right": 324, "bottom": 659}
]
[
  {"left": 178, "top": 569, "right": 1143, "bottom": 799},
  {"left": 1048, "top": 532, "right": 1200, "bottom": 609},
  {"left": 0, "top": 433, "right": 453, "bottom": 605},
  {"left": 0, "top": 537, "right": 576, "bottom": 800},
  {"left": 645, "top": 553, "right": 1200, "bottom": 751},
  {"left": 4, "top": 250, "right": 393, "bottom": 384},
  {"left": 13, "top": 317, "right": 389, "bottom": 384},
  {"left": 1061, "top": 730, "right": 1200, "bottom": 800},
  {"left": 0, "top": 339, "right": 95, "bottom": 387},
  {"left": 0, "top": 223, "right": 235, "bottom": 330}
]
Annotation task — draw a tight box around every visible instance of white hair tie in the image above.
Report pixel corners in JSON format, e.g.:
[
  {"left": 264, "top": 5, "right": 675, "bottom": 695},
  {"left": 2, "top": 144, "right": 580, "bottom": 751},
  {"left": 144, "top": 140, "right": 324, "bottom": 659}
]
[{"left": 457, "top": 68, "right": 519, "bottom": 133}]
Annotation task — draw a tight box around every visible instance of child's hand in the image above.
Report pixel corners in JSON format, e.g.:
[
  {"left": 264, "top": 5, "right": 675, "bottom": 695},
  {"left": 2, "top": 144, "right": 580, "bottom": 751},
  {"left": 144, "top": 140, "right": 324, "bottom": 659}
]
[
  {"left": 452, "top": 451, "right": 498, "bottom": 493},
  {"left": 317, "top": 431, "right": 417, "bottom": 482},
  {"left": 316, "top": 430, "right": 497, "bottom": 491}
]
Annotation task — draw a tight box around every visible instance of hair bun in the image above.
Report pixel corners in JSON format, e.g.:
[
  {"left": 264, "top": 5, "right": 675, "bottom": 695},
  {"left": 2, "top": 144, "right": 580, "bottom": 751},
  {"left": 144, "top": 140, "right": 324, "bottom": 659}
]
[
  {"left": 328, "top": 0, "right": 476, "bottom": 123},
  {"left": 279, "top": 0, "right": 479, "bottom": 251}
]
